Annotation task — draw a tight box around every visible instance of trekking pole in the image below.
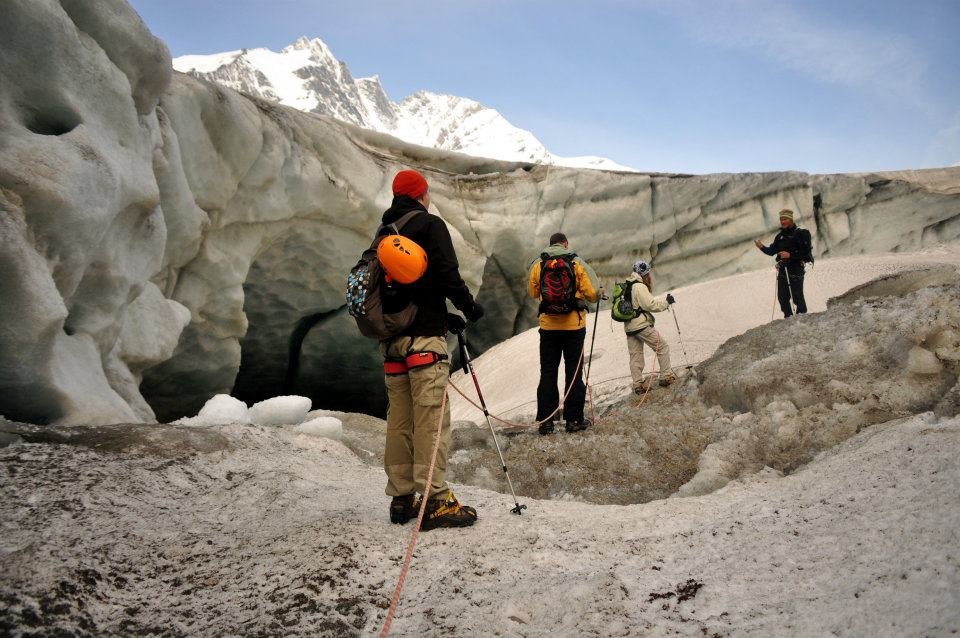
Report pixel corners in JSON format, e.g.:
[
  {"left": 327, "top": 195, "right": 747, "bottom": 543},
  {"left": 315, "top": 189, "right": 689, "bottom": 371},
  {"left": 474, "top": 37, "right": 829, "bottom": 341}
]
[
  {"left": 585, "top": 291, "right": 607, "bottom": 428},
  {"left": 783, "top": 262, "right": 795, "bottom": 314},
  {"left": 455, "top": 329, "right": 527, "bottom": 515},
  {"left": 669, "top": 305, "right": 693, "bottom": 369},
  {"left": 771, "top": 265, "right": 779, "bottom": 321},
  {"left": 584, "top": 290, "right": 608, "bottom": 386}
]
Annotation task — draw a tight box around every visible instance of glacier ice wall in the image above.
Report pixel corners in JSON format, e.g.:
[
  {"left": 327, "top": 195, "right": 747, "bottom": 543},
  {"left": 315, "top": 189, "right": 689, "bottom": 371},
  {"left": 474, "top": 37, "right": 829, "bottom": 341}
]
[
  {"left": 0, "top": 0, "right": 180, "bottom": 425},
  {"left": 1, "top": 0, "right": 959, "bottom": 425}
]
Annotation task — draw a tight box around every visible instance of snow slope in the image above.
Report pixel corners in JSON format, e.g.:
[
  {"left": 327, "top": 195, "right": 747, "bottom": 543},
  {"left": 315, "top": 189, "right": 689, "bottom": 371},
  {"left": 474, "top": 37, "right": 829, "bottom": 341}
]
[
  {"left": 451, "top": 243, "right": 960, "bottom": 424},
  {"left": 2, "top": 245, "right": 959, "bottom": 635},
  {"left": 173, "top": 36, "right": 634, "bottom": 170}
]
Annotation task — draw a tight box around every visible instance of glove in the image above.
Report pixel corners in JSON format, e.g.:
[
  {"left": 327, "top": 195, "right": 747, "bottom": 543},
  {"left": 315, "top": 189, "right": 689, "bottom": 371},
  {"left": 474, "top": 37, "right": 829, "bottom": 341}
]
[
  {"left": 446, "top": 313, "right": 466, "bottom": 333},
  {"left": 465, "top": 301, "right": 485, "bottom": 323},
  {"left": 666, "top": 293, "right": 675, "bottom": 305}
]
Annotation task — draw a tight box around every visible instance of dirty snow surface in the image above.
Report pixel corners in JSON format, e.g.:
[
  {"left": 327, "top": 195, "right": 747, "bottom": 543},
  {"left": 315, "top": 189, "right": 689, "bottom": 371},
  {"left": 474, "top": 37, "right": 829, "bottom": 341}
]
[{"left": 2, "top": 246, "right": 960, "bottom": 636}]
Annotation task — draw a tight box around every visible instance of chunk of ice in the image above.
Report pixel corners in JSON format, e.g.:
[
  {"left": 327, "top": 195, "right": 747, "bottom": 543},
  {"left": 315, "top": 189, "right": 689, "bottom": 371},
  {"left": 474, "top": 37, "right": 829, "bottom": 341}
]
[
  {"left": 177, "top": 394, "right": 250, "bottom": 426},
  {"left": 249, "top": 396, "right": 312, "bottom": 426},
  {"left": 292, "top": 416, "right": 343, "bottom": 440}
]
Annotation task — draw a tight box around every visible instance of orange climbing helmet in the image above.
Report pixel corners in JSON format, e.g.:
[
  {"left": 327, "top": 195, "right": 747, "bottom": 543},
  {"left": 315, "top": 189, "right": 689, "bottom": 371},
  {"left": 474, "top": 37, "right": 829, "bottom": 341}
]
[{"left": 377, "top": 234, "right": 428, "bottom": 284}]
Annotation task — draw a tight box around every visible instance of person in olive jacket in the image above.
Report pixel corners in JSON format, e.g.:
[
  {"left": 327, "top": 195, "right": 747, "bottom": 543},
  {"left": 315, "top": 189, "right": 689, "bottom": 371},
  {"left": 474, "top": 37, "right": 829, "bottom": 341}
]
[{"left": 755, "top": 209, "right": 814, "bottom": 318}]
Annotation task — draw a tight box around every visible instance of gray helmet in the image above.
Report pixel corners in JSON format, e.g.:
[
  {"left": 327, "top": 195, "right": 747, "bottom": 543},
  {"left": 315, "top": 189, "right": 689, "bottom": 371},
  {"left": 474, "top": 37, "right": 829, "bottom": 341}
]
[{"left": 632, "top": 260, "right": 651, "bottom": 276}]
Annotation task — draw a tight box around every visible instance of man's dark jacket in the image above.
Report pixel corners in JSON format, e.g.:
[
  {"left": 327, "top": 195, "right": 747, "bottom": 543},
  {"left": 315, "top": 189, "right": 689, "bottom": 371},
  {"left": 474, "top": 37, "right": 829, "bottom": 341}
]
[
  {"left": 378, "top": 195, "right": 476, "bottom": 336},
  {"left": 760, "top": 224, "right": 814, "bottom": 269}
]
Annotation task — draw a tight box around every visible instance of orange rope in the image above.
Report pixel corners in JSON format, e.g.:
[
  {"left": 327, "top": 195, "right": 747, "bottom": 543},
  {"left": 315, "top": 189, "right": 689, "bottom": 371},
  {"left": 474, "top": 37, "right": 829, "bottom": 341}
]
[
  {"left": 631, "top": 328, "right": 660, "bottom": 408},
  {"left": 450, "top": 364, "right": 692, "bottom": 430},
  {"left": 450, "top": 347, "right": 585, "bottom": 430},
  {"left": 379, "top": 390, "right": 448, "bottom": 637}
]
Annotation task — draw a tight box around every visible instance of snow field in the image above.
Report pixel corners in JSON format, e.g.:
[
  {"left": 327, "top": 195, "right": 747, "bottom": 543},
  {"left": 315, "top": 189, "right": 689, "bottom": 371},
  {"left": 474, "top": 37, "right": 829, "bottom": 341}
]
[
  {"left": 443, "top": 247, "right": 960, "bottom": 504},
  {"left": 2, "top": 411, "right": 957, "bottom": 635}
]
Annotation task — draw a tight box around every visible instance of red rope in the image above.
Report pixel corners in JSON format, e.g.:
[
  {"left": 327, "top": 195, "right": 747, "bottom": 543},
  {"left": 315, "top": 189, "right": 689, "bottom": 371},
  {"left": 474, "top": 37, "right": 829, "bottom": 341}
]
[{"left": 379, "top": 390, "right": 448, "bottom": 637}]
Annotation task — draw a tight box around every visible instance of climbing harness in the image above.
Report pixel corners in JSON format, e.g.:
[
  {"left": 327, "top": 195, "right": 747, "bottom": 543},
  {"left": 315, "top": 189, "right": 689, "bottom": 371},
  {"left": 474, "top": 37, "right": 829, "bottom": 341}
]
[{"left": 383, "top": 352, "right": 448, "bottom": 375}]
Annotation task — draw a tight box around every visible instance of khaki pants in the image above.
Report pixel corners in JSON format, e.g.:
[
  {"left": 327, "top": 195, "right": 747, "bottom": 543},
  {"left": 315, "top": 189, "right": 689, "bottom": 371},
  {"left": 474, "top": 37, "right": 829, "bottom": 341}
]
[
  {"left": 379, "top": 335, "right": 451, "bottom": 499},
  {"left": 627, "top": 326, "right": 671, "bottom": 390}
]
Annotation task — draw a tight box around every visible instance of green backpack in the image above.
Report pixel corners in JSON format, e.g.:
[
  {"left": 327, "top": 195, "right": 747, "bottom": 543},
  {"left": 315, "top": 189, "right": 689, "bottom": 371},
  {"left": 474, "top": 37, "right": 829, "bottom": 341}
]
[{"left": 611, "top": 280, "right": 638, "bottom": 322}]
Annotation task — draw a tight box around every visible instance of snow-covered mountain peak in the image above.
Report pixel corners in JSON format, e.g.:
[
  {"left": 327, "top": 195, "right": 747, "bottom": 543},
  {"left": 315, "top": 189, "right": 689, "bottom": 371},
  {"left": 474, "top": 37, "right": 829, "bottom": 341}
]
[
  {"left": 173, "top": 36, "right": 634, "bottom": 171},
  {"left": 174, "top": 49, "right": 243, "bottom": 74},
  {"left": 286, "top": 35, "right": 314, "bottom": 51},
  {"left": 282, "top": 36, "right": 336, "bottom": 63}
]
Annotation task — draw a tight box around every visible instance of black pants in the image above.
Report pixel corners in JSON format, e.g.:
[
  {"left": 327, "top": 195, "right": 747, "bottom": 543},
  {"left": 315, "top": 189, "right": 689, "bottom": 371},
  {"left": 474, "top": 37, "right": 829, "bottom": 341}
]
[
  {"left": 536, "top": 328, "right": 586, "bottom": 424},
  {"left": 777, "top": 263, "right": 807, "bottom": 317}
]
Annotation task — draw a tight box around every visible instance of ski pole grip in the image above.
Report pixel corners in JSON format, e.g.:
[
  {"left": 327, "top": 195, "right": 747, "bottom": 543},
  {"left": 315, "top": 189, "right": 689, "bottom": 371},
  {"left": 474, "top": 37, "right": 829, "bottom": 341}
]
[{"left": 456, "top": 332, "right": 470, "bottom": 374}]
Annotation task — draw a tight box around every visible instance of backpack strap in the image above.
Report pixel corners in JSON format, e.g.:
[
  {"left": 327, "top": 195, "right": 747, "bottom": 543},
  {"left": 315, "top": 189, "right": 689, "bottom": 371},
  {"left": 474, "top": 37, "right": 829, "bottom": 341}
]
[
  {"left": 540, "top": 252, "right": 578, "bottom": 261},
  {"left": 384, "top": 210, "right": 422, "bottom": 235},
  {"left": 370, "top": 210, "right": 422, "bottom": 249}
]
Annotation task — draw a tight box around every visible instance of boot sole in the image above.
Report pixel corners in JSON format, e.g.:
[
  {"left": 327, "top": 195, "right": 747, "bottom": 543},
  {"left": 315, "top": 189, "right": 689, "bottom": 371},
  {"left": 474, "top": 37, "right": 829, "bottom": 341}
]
[{"left": 421, "top": 515, "right": 477, "bottom": 531}]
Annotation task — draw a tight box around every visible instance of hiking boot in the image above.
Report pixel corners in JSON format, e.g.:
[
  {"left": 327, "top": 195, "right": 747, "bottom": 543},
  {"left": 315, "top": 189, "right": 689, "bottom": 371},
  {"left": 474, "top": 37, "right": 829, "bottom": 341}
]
[
  {"left": 658, "top": 373, "right": 678, "bottom": 387},
  {"left": 420, "top": 491, "right": 477, "bottom": 531},
  {"left": 633, "top": 379, "right": 654, "bottom": 394},
  {"left": 565, "top": 418, "right": 592, "bottom": 433},
  {"left": 389, "top": 494, "right": 416, "bottom": 524},
  {"left": 538, "top": 420, "right": 555, "bottom": 435}
]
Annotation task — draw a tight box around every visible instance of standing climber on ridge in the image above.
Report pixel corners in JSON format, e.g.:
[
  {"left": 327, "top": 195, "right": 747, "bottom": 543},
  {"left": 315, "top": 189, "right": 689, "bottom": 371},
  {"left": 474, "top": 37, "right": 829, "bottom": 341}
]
[{"left": 754, "top": 209, "right": 814, "bottom": 318}]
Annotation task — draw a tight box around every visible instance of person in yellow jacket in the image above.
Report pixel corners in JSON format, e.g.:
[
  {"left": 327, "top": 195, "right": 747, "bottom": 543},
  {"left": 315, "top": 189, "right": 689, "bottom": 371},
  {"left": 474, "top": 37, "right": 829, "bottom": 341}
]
[
  {"left": 623, "top": 260, "right": 676, "bottom": 393},
  {"left": 527, "top": 233, "right": 601, "bottom": 435}
]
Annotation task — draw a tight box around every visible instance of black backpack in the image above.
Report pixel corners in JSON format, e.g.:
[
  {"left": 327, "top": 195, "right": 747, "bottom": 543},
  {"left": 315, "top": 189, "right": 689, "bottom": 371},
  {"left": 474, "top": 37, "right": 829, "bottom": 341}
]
[
  {"left": 538, "top": 253, "right": 579, "bottom": 315},
  {"left": 346, "top": 211, "right": 421, "bottom": 340},
  {"left": 798, "top": 228, "right": 814, "bottom": 264}
]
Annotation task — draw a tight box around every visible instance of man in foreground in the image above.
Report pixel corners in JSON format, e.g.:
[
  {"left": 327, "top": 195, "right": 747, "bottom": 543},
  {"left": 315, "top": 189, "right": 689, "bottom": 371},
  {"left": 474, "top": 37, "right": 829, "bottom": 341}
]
[{"left": 379, "top": 169, "right": 484, "bottom": 530}]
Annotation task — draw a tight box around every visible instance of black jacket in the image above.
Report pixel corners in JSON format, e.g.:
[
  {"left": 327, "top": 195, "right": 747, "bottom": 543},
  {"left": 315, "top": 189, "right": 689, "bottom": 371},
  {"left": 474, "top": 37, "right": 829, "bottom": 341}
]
[
  {"left": 378, "top": 196, "right": 476, "bottom": 336},
  {"left": 761, "top": 224, "right": 813, "bottom": 269}
]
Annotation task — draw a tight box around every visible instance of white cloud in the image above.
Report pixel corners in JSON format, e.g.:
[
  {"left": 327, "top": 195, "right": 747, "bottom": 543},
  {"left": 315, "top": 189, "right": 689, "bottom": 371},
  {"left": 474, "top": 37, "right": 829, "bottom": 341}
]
[{"left": 655, "top": 0, "right": 926, "bottom": 103}]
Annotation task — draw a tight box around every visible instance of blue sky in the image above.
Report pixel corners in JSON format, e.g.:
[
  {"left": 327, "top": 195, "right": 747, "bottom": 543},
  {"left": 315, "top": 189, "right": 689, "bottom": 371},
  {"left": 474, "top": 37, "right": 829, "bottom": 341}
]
[{"left": 129, "top": 0, "right": 960, "bottom": 174}]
